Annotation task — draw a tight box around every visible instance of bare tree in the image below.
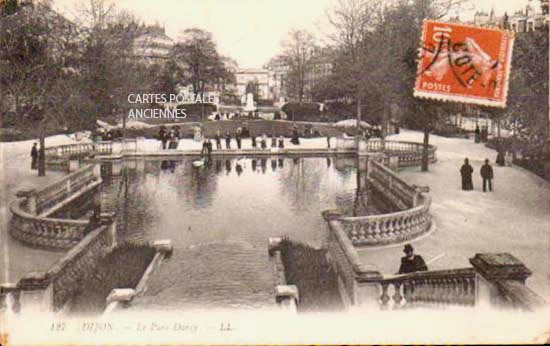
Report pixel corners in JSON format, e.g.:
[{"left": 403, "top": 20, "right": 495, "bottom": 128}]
[
  {"left": 281, "top": 29, "right": 318, "bottom": 104},
  {"left": 327, "top": 0, "right": 382, "bottom": 136}
]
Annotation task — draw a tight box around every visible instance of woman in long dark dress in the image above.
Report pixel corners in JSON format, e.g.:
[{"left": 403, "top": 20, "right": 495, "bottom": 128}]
[{"left": 460, "top": 158, "right": 474, "bottom": 190}]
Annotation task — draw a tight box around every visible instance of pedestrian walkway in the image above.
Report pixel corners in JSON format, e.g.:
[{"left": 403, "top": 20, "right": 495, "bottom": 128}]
[
  {"left": 0, "top": 135, "right": 80, "bottom": 283},
  {"left": 359, "top": 130, "right": 550, "bottom": 301}
]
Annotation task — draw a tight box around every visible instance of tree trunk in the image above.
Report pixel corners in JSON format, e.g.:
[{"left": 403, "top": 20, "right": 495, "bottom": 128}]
[
  {"left": 356, "top": 92, "right": 362, "bottom": 149},
  {"left": 421, "top": 128, "right": 430, "bottom": 172},
  {"left": 38, "top": 123, "right": 46, "bottom": 176}
]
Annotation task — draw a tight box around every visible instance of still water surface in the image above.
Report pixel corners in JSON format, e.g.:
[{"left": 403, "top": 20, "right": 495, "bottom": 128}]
[{"left": 99, "top": 156, "right": 374, "bottom": 309}]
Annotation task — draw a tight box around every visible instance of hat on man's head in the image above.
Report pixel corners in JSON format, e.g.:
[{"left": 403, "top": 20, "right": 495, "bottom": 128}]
[{"left": 403, "top": 244, "right": 414, "bottom": 253}]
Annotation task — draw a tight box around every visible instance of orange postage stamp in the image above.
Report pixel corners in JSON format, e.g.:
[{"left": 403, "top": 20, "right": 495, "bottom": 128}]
[{"left": 414, "top": 20, "right": 514, "bottom": 108}]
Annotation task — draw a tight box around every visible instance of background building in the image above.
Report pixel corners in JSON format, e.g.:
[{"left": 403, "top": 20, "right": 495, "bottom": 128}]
[{"left": 134, "top": 24, "right": 174, "bottom": 63}]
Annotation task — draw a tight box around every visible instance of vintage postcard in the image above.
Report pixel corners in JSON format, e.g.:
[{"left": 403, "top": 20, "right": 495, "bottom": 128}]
[{"left": 1, "top": 0, "right": 549, "bottom": 345}]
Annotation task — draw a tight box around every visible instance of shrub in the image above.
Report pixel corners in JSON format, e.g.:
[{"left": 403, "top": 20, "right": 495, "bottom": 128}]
[
  {"left": 282, "top": 103, "right": 322, "bottom": 121},
  {"left": 69, "top": 242, "right": 156, "bottom": 315},
  {"left": 278, "top": 238, "right": 344, "bottom": 313}
]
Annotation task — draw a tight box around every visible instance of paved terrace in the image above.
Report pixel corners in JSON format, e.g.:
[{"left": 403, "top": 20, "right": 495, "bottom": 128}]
[
  {"left": 360, "top": 130, "right": 550, "bottom": 301},
  {"left": 1, "top": 136, "right": 73, "bottom": 283}
]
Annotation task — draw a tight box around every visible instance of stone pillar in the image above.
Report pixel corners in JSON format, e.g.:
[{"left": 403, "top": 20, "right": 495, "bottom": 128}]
[
  {"left": 111, "top": 160, "right": 122, "bottom": 176},
  {"left": 136, "top": 159, "right": 145, "bottom": 174},
  {"left": 68, "top": 159, "right": 79, "bottom": 172},
  {"left": 268, "top": 237, "right": 283, "bottom": 256},
  {"left": 358, "top": 139, "right": 368, "bottom": 155},
  {"left": 92, "top": 163, "right": 101, "bottom": 179},
  {"left": 152, "top": 239, "right": 173, "bottom": 258},
  {"left": 16, "top": 272, "right": 52, "bottom": 312},
  {"left": 135, "top": 137, "right": 146, "bottom": 153},
  {"left": 111, "top": 141, "right": 122, "bottom": 156},
  {"left": 16, "top": 189, "right": 37, "bottom": 214},
  {"left": 469, "top": 253, "right": 544, "bottom": 310},
  {"left": 388, "top": 156, "right": 399, "bottom": 171},
  {"left": 275, "top": 285, "right": 299, "bottom": 313}
]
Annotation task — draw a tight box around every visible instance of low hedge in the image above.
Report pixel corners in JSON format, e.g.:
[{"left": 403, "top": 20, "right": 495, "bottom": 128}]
[
  {"left": 69, "top": 242, "right": 156, "bottom": 315},
  {"left": 278, "top": 238, "right": 344, "bottom": 313}
]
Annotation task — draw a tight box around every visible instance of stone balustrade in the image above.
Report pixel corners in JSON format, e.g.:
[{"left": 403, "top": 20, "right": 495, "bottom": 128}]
[
  {"left": 335, "top": 159, "right": 433, "bottom": 247},
  {"left": 324, "top": 214, "right": 547, "bottom": 311},
  {"left": 338, "top": 196, "right": 432, "bottom": 247},
  {"left": 32, "top": 164, "right": 99, "bottom": 216},
  {"left": 2, "top": 218, "right": 117, "bottom": 312},
  {"left": 377, "top": 268, "right": 477, "bottom": 309},
  {"left": 9, "top": 164, "right": 102, "bottom": 250}
]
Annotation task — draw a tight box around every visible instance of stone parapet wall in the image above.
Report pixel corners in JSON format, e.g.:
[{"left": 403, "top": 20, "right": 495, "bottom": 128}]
[
  {"left": 10, "top": 222, "right": 116, "bottom": 312},
  {"left": 335, "top": 159, "right": 433, "bottom": 247},
  {"left": 49, "top": 224, "right": 115, "bottom": 310},
  {"left": 9, "top": 205, "right": 89, "bottom": 249},
  {"left": 9, "top": 164, "right": 102, "bottom": 250}
]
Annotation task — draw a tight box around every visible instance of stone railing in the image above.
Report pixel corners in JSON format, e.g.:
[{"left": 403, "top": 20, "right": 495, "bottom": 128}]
[
  {"left": 377, "top": 268, "right": 477, "bottom": 309},
  {"left": 333, "top": 137, "right": 437, "bottom": 169},
  {"left": 267, "top": 237, "right": 300, "bottom": 313},
  {"left": 33, "top": 164, "right": 99, "bottom": 216},
  {"left": 337, "top": 196, "right": 432, "bottom": 247},
  {"left": 43, "top": 139, "right": 142, "bottom": 160},
  {"left": 1, "top": 216, "right": 117, "bottom": 313},
  {"left": 324, "top": 212, "right": 547, "bottom": 312},
  {"left": 366, "top": 139, "right": 437, "bottom": 168},
  {"left": 334, "top": 159, "right": 433, "bottom": 247},
  {"left": 9, "top": 164, "right": 102, "bottom": 249}
]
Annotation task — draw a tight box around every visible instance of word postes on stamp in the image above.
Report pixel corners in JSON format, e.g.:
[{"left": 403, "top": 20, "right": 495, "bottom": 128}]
[{"left": 414, "top": 20, "right": 514, "bottom": 108}]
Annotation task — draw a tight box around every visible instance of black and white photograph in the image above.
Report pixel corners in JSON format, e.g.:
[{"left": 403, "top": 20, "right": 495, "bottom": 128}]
[{"left": 0, "top": 0, "right": 549, "bottom": 344}]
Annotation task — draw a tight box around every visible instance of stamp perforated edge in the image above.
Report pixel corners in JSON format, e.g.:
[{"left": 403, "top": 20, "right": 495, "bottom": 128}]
[{"left": 413, "top": 19, "right": 515, "bottom": 108}]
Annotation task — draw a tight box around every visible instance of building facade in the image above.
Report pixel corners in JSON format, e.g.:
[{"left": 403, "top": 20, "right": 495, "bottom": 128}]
[
  {"left": 456, "top": 0, "right": 550, "bottom": 32},
  {"left": 134, "top": 24, "right": 174, "bottom": 63}
]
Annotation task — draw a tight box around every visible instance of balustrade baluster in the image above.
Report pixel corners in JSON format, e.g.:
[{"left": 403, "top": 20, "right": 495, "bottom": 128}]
[
  {"left": 467, "top": 277, "right": 476, "bottom": 306},
  {"left": 380, "top": 283, "right": 390, "bottom": 308},
  {"left": 392, "top": 282, "right": 403, "bottom": 309}
]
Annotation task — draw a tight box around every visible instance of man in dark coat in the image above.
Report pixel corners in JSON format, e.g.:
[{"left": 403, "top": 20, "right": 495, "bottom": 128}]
[
  {"left": 159, "top": 126, "right": 167, "bottom": 149},
  {"left": 398, "top": 244, "right": 428, "bottom": 274},
  {"left": 474, "top": 125, "right": 480, "bottom": 143},
  {"left": 291, "top": 126, "right": 300, "bottom": 145},
  {"left": 31, "top": 143, "right": 38, "bottom": 170},
  {"left": 235, "top": 128, "right": 242, "bottom": 149},
  {"left": 480, "top": 158, "right": 494, "bottom": 192},
  {"left": 225, "top": 132, "right": 231, "bottom": 149},
  {"left": 460, "top": 158, "right": 474, "bottom": 190},
  {"left": 250, "top": 132, "right": 257, "bottom": 148},
  {"left": 215, "top": 130, "right": 222, "bottom": 150}
]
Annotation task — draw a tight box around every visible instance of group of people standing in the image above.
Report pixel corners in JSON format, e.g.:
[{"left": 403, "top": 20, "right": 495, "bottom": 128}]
[
  {"left": 460, "top": 158, "right": 494, "bottom": 192},
  {"left": 158, "top": 125, "right": 181, "bottom": 149},
  {"left": 474, "top": 125, "right": 489, "bottom": 143},
  {"left": 212, "top": 129, "right": 286, "bottom": 151}
]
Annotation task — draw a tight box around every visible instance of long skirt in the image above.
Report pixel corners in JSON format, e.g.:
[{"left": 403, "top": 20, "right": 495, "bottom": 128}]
[
  {"left": 169, "top": 140, "right": 179, "bottom": 149},
  {"left": 461, "top": 176, "right": 473, "bottom": 190},
  {"left": 31, "top": 157, "right": 38, "bottom": 170}
]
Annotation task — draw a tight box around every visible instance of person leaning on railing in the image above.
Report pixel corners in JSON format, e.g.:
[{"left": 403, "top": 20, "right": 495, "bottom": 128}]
[{"left": 398, "top": 244, "right": 428, "bottom": 274}]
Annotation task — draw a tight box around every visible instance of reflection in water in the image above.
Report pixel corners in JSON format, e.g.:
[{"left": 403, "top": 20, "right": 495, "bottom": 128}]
[
  {"left": 97, "top": 157, "right": 384, "bottom": 308},
  {"left": 236, "top": 162, "right": 243, "bottom": 176}
]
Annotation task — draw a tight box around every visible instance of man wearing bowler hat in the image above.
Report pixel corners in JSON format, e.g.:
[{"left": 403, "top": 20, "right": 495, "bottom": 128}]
[{"left": 398, "top": 244, "right": 428, "bottom": 274}]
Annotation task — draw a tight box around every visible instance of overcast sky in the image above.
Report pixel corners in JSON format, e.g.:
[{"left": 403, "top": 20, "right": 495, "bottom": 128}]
[{"left": 52, "top": 0, "right": 533, "bottom": 68}]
